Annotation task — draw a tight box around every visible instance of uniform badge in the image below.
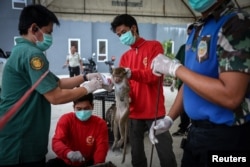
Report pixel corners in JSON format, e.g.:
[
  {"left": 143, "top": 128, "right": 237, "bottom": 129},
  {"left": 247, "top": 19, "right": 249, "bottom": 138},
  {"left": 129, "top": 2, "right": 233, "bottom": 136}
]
[
  {"left": 30, "top": 57, "right": 44, "bottom": 70},
  {"left": 86, "top": 136, "right": 94, "bottom": 146},
  {"left": 196, "top": 36, "right": 210, "bottom": 63}
]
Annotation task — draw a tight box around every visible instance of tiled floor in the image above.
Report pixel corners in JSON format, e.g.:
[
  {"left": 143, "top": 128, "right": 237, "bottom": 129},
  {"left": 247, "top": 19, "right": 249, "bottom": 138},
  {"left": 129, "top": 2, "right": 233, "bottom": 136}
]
[{"left": 46, "top": 86, "right": 184, "bottom": 167}]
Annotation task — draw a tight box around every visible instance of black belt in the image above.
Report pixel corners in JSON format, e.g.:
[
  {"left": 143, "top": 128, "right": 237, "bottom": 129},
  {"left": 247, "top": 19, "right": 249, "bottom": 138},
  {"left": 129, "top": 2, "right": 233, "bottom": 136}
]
[
  {"left": 191, "top": 120, "right": 229, "bottom": 128},
  {"left": 69, "top": 66, "right": 79, "bottom": 69}
]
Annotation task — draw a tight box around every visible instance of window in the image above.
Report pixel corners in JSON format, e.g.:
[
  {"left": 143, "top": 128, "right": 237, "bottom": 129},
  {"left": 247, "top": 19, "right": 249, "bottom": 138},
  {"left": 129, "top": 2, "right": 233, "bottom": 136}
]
[
  {"left": 97, "top": 39, "right": 108, "bottom": 62},
  {"left": 12, "top": 0, "right": 27, "bottom": 9},
  {"left": 68, "top": 38, "right": 81, "bottom": 54}
]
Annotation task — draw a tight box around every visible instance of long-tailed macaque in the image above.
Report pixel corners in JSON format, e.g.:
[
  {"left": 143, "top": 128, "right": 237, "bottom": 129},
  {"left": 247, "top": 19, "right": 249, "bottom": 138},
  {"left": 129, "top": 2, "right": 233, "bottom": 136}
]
[{"left": 111, "top": 67, "right": 130, "bottom": 163}]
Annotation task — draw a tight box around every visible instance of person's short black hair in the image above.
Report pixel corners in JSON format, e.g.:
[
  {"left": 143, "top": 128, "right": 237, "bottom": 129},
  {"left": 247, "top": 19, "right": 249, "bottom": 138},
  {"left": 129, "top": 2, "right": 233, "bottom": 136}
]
[
  {"left": 110, "top": 14, "right": 139, "bottom": 35},
  {"left": 187, "top": 24, "right": 194, "bottom": 31},
  {"left": 73, "top": 93, "right": 94, "bottom": 106},
  {"left": 18, "top": 4, "right": 60, "bottom": 35}
]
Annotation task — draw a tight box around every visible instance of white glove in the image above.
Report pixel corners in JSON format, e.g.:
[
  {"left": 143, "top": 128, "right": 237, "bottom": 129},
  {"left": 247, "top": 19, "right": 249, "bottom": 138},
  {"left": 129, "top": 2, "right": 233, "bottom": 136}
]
[
  {"left": 82, "top": 78, "right": 102, "bottom": 94},
  {"left": 151, "top": 54, "right": 182, "bottom": 77},
  {"left": 67, "top": 151, "right": 85, "bottom": 162},
  {"left": 102, "top": 82, "right": 114, "bottom": 92},
  {"left": 86, "top": 73, "right": 102, "bottom": 81},
  {"left": 170, "top": 79, "right": 176, "bottom": 92},
  {"left": 125, "top": 68, "right": 131, "bottom": 79},
  {"left": 149, "top": 116, "right": 173, "bottom": 145}
]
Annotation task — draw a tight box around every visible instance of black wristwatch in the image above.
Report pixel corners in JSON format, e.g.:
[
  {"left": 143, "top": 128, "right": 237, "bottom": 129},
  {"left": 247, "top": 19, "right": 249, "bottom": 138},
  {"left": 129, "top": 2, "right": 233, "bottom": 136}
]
[{"left": 83, "top": 74, "right": 88, "bottom": 81}]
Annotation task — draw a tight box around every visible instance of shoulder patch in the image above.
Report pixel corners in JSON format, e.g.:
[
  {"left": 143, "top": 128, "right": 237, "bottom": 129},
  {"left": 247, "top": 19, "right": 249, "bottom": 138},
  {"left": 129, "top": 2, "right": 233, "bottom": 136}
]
[{"left": 30, "top": 57, "right": 44, "bottom": 70}]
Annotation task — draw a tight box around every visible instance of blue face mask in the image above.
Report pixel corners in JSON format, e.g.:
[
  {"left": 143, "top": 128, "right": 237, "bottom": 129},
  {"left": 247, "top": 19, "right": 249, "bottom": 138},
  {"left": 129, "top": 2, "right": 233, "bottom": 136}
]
[
  {"left": 75, "top": 110, "right": 92, "bottom": 121},
  {"left": 188, "top": 0, "right": 217, "bottom": 13},
  {"left": 119, "top": 30, "right": 136, "bottom": 46},
  {"left": 36, "top": 33, "right": 53, "bottom": 51}
]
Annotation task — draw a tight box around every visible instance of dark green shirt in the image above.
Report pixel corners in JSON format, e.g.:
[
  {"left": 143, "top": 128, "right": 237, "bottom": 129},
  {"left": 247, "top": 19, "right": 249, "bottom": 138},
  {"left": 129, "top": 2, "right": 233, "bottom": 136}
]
[{"left": 0, "top": 37, "right": 59, "bottom": 165}]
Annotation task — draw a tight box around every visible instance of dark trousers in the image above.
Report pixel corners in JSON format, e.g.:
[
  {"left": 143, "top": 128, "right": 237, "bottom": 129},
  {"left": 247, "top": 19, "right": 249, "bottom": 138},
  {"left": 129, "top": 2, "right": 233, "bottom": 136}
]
[
  {"left": 46, "top": 158, "right": 93, "bottom": 167},
  {"left": 129, "top": 118, "right": 177, "bottom": 167},
  {"left": 0, "top": 158, "right": 45, "bottom": 167},
  {"left": 69, "top": 66, "right": 80, "bottom": 77},
  {"left": 178, "top": 111, "right": 190, "bottom": 132},
  {"left": 181, "top": 121, "right": 250, "bottom": 167}
]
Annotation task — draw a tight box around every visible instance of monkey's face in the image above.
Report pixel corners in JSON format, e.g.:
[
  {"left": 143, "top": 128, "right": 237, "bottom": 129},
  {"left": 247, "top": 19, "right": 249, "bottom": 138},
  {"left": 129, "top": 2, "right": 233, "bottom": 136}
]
[
  {"left": 113, "top": 75, "right": 124, "bottom": 83},
  {"left": 112, "top": 67, "right": 127, "bottom": 84}
]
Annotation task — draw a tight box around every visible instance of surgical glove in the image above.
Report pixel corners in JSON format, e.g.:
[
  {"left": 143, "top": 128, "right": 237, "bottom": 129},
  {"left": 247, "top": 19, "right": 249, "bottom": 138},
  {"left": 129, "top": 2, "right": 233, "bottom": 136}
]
[
  {"left": 149, "top": 116, "right": 173, "bottom": 145},
  {"left": 102, "top": 82, "right": 114, "bottom": 92},
  {"left": 82, "top": 78, "right": 102, "bottom": 94},
  {"left": 151, "top": 54, "right": 182, "bottom": 77},
  {"left": 86, "top": 73, "right": 102, "bottom": 81},
  {"left": 67, "top": 151, "right": 85, "bottom": 162},
  {"left": 125, "top": 68, "right": 131, "bottom": 79}
]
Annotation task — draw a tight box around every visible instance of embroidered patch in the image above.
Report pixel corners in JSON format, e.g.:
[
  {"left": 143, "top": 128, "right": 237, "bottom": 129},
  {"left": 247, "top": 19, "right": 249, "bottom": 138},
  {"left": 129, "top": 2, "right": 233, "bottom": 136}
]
[
  {"left": 86, "top": 136, "right": 95, "bottom": 146},
  {"left": 196, "top": 35, "right": 210, "bottom": 63},
  {"left": 30, "top": 57, "right": 44, "bottom": 70}
]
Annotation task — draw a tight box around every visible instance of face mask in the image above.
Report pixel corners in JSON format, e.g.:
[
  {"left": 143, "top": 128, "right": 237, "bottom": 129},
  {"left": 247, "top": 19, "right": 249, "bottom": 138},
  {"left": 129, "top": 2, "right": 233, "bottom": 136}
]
[
  {"left": 119, "top": 30, "right": 136, "bottom": 46},
  {"left": 75, "top": 110, "right": 92, "bottom": 121},
  {"left": 36, "top": 33, "right": 53, "bottom": 51},
  {"left": 188, "top": 0, "right": 217, "bottom": 13}
]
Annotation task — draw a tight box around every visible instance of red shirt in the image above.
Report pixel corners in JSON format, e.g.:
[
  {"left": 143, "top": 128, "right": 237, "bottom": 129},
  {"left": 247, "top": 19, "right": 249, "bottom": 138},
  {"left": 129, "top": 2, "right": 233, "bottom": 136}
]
[
  {"left": 119, "top": 38, "right": 166, "bottom": 119},
  {"left": 52, "top": 113, "right": 109, "bottom": 166}
]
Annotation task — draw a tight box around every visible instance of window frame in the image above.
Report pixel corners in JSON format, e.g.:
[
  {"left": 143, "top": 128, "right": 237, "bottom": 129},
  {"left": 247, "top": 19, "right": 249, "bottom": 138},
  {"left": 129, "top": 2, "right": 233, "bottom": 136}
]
[
  {"left": 97, "top": 39, "right": 108, "bottom": 62},
  {"left": 68, "top": 38, "right": 81, "bottom": 54},
  {"left": 12, "top": 0, "right": 27, "bottom": 10}
]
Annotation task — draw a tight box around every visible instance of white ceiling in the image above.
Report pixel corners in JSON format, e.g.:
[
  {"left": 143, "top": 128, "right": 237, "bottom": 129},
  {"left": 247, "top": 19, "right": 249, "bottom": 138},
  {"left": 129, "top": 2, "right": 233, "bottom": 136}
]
[{"left": 35, "top": 0, "right": 250, "bottom": 24}]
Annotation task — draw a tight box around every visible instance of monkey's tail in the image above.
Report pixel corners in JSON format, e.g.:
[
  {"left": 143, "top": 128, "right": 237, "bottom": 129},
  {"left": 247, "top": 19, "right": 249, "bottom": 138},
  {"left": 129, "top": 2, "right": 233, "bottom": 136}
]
[{"left": 121, "top": 120, "right": 128, "bottom": 163}]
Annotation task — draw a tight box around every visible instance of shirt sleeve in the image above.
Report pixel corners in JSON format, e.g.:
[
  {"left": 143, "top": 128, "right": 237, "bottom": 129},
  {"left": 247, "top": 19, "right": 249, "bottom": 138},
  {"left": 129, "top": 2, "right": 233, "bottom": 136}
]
[
  {"left": 28, "top": 53, "right": 59, "bottom": 94},
  {"left": 52, "top": 115, "right": 72, "bottom": 164},
  {"left": 120, "top": 41, "right": 164, "bottom": 84},
  {"left": 93, "top": 119, "right": 109, "bottom": 164},
  {"left": 218, "top": 12, "right": 250, "bottom": 74}
]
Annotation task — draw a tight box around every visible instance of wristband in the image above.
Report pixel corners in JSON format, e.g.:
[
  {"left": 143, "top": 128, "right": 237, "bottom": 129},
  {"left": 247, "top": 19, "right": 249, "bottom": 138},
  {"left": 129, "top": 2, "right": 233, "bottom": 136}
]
[{"left": 83, "top": 74, "right": 88, "bottom": 81}]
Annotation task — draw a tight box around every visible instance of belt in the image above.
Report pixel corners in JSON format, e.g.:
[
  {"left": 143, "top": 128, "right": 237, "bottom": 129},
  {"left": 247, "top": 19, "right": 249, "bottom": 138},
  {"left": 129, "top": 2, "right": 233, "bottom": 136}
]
[
  {"left": 69, "top": 66, "right": 79, "bottom": 68},
  {"left": 191, "top": 120, "right": 229, "bottom": 128}
]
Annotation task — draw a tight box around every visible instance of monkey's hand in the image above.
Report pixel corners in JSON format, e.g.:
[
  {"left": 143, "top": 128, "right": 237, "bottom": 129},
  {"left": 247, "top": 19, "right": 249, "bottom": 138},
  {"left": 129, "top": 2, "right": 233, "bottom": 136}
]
[
  {"left": 149, "top": 116, "right": 173, "bottom": 145},
  {"left": 102, "top": 82, "right": 114, "bottom": 92}
]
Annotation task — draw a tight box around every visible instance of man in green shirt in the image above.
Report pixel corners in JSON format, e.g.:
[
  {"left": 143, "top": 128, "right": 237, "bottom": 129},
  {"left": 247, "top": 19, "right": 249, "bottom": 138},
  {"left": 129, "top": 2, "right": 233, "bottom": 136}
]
[{"left": 0, "top": 4, "right": 104, "bottom": 167}]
